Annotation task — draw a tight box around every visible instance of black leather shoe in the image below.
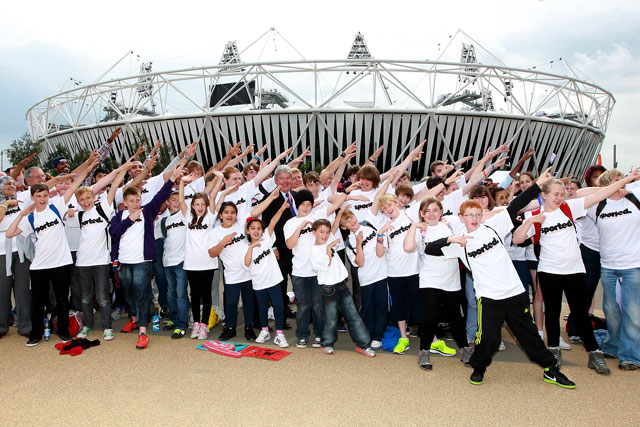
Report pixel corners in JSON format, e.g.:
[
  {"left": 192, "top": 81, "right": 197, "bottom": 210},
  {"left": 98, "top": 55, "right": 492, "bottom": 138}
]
[
  {"left": 245, "top": 327, "right": 257, "bottom": 341},
  {"left": 285, "top": 308, "right": 296, "bottom": 319},
  {"left": 283, "top": 322, "right": 292, "bottom": 330},
  {"left": 218, "top": 327, "right": 236, "bottom": 341}
]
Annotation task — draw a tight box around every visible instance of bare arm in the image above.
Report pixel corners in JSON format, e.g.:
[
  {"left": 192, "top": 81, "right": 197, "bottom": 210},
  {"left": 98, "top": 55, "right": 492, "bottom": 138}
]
[
  {"left": 286, "top": 219, "right": 313, "bottom": 249},
  {"left": 320, "top": 142, "right": 357, "bottom": 184},
  {"left": 107, "top": 164, "right": 130, "bottom": 206},
  {"left": 10, "top": 153, "right": 38, "bottom": 180},
  {"left": 354, "top": 231, "right": 365, "bottom": 267},
  {"left": 584, "top": 167, "right": 640, "bottom": 209},
  {"left": 287, "top": 148, "right": 311, "bottom": 169},
  {"left": 250, "top": 186, "right": 281, "bottom": 218},
  {"left": 178, "top": 179, "right": 188, "bottom": 216},
  {"left": 252, "top": 148, "right": 293, "bottom": 186},
  {"left": 267, "top": 201, "right": 289, "bottom": 236},
  {"left": 64, "top": 159, "right": 98, "bottom": 204}
]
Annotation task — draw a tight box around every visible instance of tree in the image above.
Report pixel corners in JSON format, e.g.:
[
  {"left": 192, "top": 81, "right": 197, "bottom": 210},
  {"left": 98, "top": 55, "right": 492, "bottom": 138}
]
[
  {"left": 134, "top": 127, "right": 175, "bottom": 175},
  {"left": 7, "top": 133, "right": 42, "bottom": 169}
]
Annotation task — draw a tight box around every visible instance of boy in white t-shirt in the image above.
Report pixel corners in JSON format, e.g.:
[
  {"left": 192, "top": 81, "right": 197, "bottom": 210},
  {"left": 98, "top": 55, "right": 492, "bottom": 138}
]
[
  {"left": 310, "top": 207, "right": 375, "bottom": 357},
  {"left": 109, "top": 165, "right": 183, "bottom": 350},
  {"left": 339, "top": 208, "right": 388, "bottom": 350},
  {"left": 73, "top": 164, "right": 127, "bottom": 342},
  {"left": 6, "top": 161, "right": 97, "bottom": 347},
  {"left": 426, "top": 189, "right": 576, "bottom": 388}
]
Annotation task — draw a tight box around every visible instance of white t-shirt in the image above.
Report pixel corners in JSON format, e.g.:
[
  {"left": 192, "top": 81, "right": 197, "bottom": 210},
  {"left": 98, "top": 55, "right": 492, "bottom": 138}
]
[
  {"left": 576, "top": 215, "right": 599, "bottom": 252},
  {"left": 76, "top": 203, "right": 114, "bottom": 267},
  {"left": 183, "top": 177, "right": 206, "bottom": 202},
  {"left": 244, "top": 230, "right": 283, "bottom": 290},
  {"left": 283, "top": 209, "right": 326, "bottom": 277},
  {"left": 590, "top": 189, "right": 640, "bottom": 269},
  {"left": 116, "top": 174, "right": 166, "bottom": 206},
  {"left": 442, "top": 210, "right": 524, "bottom": 300},
  {"left": 183, "top": 211, "right": 218, "bottom": 271},
  {"left": 416, "top": 222, "right": 461, "bottom": 291},
  {"left": 374, "top": 204, "right": 420, "bottom": 277},
  {"left": 348, "top": 188, "right": 377, "bottom": 223},
  {"left": 504, "top": 230, "right": 526, "bottom": 262},
  {"left": 345, "top": 225, "right": 387, "bottom": 286},
  {"left": 117, "top": 210, "right": 145, "bottom": 264},
  {"left": 162, "top": 211, "right": 187, "bottom": 267},
  {"left": 19, "top": 198, "right": 72, "bottom": 270},
  {"left": 209, "top": 221, "right": 251, "bottom": 284},
  {"left": 0, "top": 200, "right": 22, "bottom": 256},
  {"left": 442, "top": 188, "right": 465, "bottom": 216},
  {"left": 216, "top": 180, "right": 257, "bottom": 218},
  {"left": 54, "top": 194, "right": 81, "bottom": 252},
  {"left": 310, "top": 233, "right": 348, "bottom": 285},
  {"left": 526, "top": 198, "right": 586, "bottom": 275}
]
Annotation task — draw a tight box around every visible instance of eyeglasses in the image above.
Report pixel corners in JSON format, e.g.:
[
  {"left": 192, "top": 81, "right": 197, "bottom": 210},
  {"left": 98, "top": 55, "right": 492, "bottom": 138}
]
[{"left": 463, "top": 213, "right": 482, "bottom": 218}]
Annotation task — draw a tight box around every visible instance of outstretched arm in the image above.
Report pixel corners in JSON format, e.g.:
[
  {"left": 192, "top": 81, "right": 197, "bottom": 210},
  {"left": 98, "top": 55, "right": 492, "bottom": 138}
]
[
  {"left": 250, "top": 186, "right": 282, "bottom": 218},
  {"left": 252, "top": 147, "right": 293, "bottom": 186},
  {"left": 268, "top": 201, "right": 289, "bottom": 236}
]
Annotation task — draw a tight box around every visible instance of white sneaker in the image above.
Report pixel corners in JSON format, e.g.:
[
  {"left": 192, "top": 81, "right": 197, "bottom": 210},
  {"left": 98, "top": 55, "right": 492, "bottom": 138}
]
[
  {"left": 198, "top": 325, "right": 209, "bottom": 340},
  {"left": 498, "top": 341, "right": 505, "bottom": 351},
  {"left": 103, "top": 329, "right": 115, "bottom": 341},
  {"left": 190, "top": 322, "right": 201, "bottom": 339},
  {"left": 76, "top": 326, "right": 92, "bottom": 338},
  {"left": 274, "top": 334, "right": 289, "bottom": 348},
  {"left": 371, "top": 340, "right": 382, "bottom": 350},
  {"left": 559, "top": 336, "right": 571, "bottom": 350},
  {"left": 312, "top": 336, "right": 322, "bottom": 348},
  {"left": 255, "top": 330, "right": 270, "bottom": 343}
]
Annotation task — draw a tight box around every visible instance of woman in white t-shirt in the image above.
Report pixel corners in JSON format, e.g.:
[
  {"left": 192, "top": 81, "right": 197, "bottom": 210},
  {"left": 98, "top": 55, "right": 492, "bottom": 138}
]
[
  {"left": 244, "top": 201, "right": 289, "bottom": 348},
  {"left": 513, "top": 174, "right": 639, "bottom": 374},
  {"left": 179, "top": 174, "right": 223, "bottom": 340},
  {"left": 404, "top": 197, "right": 473, "bottom": 370},
  {"left": 587, "top": 169, "right": 640, "bottom": 370}
]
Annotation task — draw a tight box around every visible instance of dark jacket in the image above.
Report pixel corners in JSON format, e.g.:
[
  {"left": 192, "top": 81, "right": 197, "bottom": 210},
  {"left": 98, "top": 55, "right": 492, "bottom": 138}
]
[
  {"left": 259, "top": 185, "right": 297, "bottom": 261},
  {"left": 110, "top": 179, "right": 175, "bottom": 263}
]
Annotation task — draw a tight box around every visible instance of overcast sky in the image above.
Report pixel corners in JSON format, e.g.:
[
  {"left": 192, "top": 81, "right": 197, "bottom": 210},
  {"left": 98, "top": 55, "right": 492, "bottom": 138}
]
[{"left": 1, "top": 0, "right": 639, "bottom": 172}]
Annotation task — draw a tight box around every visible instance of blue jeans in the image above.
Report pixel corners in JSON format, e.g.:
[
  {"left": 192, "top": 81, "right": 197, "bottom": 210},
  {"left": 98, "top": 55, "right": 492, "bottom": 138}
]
[
  {"left": 601, "top": 267, "right": 640, "bottom": 364},
  {"left": 291, "top": 275, "right": 323, "bottom": 340},
  {"left": 359, "top": 279, "right": 388, "bottom": 341},
  {"left": 118, "top": 262, "right": 153, "bottom": 327},
  {"left": 165, "top": 262, "right": 189, "bottom": 330},
  {"left": 152, "top": 239, "right": 168, "bottom": 308},
  {"left": 465, "top": 272, "right": 477, "bottom": 343},
  {"left": 255, "top": 285, "right": 285, "bottom": 330},
  {"left": 320, "top": 281, "right": 371, "bottom": 349},
  {"left": 225, "top": 280, "right": 255, "bottom": 329}
]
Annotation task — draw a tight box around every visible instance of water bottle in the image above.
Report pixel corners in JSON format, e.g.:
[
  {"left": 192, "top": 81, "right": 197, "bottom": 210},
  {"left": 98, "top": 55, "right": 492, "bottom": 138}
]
[
  {"left": 44, "top": 318, "right": 51, "bottom": 342},
  {"left": 152, "top": 312, "right": 160, "bottom": 332}
]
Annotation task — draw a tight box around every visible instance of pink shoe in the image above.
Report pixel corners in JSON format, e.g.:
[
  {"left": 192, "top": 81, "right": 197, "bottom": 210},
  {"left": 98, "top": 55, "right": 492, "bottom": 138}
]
[
  {"left": 198, "top": 325, "right": 209, "bottom": 340},
  {"left": 190, "top": 322, "right": 200, "bottom": 339}
]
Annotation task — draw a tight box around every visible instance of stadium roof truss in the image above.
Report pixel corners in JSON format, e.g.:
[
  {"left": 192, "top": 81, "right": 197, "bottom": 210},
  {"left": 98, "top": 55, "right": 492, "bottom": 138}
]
[{"left": 27, "top": 58, "right": 615, "bottom": 176}]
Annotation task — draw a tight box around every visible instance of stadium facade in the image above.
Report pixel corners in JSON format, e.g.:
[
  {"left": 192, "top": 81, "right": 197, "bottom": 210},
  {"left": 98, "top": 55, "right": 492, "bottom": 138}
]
[{"left": 26, "top": 31, "right": 615, "bottom": 179}]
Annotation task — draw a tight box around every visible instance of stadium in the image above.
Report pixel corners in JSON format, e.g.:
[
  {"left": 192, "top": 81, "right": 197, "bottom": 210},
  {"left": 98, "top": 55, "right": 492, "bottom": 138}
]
[{"left": 26, "top": 29, "right": 615, "bottom": 179}]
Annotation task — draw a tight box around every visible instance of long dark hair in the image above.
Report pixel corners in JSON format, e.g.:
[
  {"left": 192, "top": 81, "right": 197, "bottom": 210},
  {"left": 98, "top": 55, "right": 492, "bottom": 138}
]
[{"left": 190, "top": 192, "right": 209, "bottom": 226}]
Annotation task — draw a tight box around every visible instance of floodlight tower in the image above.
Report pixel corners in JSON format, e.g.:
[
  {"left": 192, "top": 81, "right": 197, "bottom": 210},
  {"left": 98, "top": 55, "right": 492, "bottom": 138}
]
[
  {"left": 348, "top": 32, "right": 373, "bottom": 59},
  {"left": 219, "top": 41, "right": 244, "bottom": 72}
]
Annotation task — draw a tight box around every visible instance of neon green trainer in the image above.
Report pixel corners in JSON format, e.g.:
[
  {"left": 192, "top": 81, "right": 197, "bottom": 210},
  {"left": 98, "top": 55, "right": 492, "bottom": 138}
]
[
  {"left": 430, "top": 339, "right": 456, "bottom": 356},
  {"left": 393, "top": 337, "right": 410, "bottom": 354}
]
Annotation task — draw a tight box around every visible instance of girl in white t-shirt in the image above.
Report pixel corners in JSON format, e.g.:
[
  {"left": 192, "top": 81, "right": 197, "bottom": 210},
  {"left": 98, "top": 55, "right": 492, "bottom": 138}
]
[
  {"left": 403, "top": 197, "right": 473, "bottom": 370},
  {"left": 179, "top": 174, "right": 223, "bottom": 340},
  {"left": 513, "top": 174, "right": 639, "bottom": 374},
  {"left": 587, "top": 169, "right": 640, "bottom": 370},
  {"left": 244, "top": 201, "right": 290, "bottom": 348}
]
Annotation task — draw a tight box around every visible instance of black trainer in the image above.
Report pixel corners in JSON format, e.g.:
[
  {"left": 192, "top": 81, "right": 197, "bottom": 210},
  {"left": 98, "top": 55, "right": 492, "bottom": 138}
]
[
  {"left": 245, "top": 327, "right": 257, "bottom": 341},
  {"left": 171, "top": 329, "right": 186, "bottom": 340},
  {"left": 469, "top": 367, "right": 485, "bottom": 385},
  {"left": 26, "top": 337, "right": 40, "bottom": 347},
  {"left": 218, "top": 327, "right": 236, "bottom": 341},
  {"left": 163, "top": 322, "right": 175, "bottom": 331},
  {"left": 543, "top": 366, "right": 576, "bottom": 389}
]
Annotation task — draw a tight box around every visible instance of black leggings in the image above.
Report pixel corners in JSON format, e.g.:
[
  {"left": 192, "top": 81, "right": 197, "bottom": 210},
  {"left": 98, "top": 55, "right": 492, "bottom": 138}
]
[
  {"left": 419, "top": 288, "right": 468, "bottom": 350},
  {"left": 187, "top": 269, "right": 215, "bottom": 325},
  {"left": 537, "top": 271, "right": 598, "bottom": 352}
]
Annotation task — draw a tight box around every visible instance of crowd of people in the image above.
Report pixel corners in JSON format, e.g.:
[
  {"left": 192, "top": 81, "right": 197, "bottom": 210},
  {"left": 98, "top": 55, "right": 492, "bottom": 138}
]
[{"left": 1, "top": 127, "right": 639, "bottom": 388}]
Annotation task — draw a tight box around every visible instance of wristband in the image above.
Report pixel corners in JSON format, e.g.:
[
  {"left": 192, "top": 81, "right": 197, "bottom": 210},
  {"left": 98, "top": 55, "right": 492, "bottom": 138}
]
[
  {"left": 253, "top": 155, "right": 260, "bottom": 161},
  {"left": 376, "top": 237, "right": 384, "bottom": 244},
  {"left": 0, "top": 205, "right": 6, "bottom": 211},
  {"left": 340, "top": 152, "right": 346, "bottom": 158},
  {"left": 376, "top": 233, "right": 384, "bottom": 237},
  {"left": 369, "top": 157, "right": 375, "bottom": 162},
  {"left": 483, "top": 170, "right": 487, "bottom": 177}
]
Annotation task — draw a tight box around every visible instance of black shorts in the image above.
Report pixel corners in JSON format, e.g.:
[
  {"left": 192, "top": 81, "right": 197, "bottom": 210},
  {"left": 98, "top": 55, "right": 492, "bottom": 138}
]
[{"left": 387, "top": 275, "right": 423, "bottom": 324}]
